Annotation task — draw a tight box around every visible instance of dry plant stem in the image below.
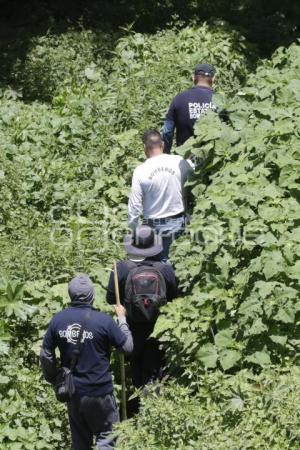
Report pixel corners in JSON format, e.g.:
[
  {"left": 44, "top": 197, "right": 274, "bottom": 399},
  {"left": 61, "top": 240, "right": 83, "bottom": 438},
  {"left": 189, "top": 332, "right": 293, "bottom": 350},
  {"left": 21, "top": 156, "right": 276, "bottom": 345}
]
[{"left": 114, "top": 261, "right": 127, "bottom": 421}]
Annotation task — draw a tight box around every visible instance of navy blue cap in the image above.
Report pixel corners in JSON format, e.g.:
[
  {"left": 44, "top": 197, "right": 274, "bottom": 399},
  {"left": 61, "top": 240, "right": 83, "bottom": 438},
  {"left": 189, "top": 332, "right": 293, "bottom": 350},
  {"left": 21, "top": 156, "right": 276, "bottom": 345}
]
[{"left": 194, "top": 63, "right": 215, "bottom": 77}]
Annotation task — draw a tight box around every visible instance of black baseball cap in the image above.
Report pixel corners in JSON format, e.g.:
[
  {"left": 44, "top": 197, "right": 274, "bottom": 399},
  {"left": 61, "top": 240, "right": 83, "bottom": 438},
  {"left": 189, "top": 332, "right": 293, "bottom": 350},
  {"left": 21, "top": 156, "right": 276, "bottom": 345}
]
[{"left": 194, "top": 63, "right": 215, "bottom": 77}]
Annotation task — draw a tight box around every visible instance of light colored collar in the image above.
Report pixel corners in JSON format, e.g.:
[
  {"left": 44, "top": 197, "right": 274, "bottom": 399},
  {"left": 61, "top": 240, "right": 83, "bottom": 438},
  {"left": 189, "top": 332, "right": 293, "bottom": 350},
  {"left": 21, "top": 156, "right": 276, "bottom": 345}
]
[{"left": 128, "top": 255, "right": 145, "bottom": 262}]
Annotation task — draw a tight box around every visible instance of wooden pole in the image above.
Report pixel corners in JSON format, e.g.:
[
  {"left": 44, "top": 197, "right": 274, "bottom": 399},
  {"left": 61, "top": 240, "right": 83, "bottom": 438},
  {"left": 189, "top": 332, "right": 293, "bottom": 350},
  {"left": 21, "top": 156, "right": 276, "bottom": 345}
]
[{"left": 114, "top": 261, "right": 127, "bottom": 421}]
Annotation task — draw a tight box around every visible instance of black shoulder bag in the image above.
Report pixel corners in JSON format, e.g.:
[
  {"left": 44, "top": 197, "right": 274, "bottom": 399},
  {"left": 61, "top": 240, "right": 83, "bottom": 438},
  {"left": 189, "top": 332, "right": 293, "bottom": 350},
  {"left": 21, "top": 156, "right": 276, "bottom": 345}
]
[{"left": 54, "top": 309, "right": 92, "bottom": 403}]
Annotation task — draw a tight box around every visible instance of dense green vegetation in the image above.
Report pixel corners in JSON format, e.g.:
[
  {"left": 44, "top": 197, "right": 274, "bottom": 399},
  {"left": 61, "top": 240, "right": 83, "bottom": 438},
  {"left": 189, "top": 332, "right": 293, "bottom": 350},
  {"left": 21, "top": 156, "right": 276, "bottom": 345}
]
[
  {"left": 161, "top": 43, "right": 300, "bottom": 373},
  {"left": 0, "top": 0, "right": 299, "bottom": 60},
  {"left": 117, "top": 42, "right": 300, "bottom": 450},
  {"left": 118, "top": 367, "right": 300, "bottom": 449},
  {"left": 0, "top": 4, "right": 299, "bottom": 449}
]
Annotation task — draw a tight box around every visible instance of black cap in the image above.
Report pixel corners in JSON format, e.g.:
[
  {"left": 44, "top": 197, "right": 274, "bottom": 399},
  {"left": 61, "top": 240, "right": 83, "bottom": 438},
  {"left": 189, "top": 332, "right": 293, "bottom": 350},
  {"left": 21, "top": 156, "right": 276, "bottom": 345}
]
[
  {"left": 124, "top": 225, "right": 163, "bottom": 258},
  {"left": 194, "top": 63, "right": 215, "bottom": 77}
]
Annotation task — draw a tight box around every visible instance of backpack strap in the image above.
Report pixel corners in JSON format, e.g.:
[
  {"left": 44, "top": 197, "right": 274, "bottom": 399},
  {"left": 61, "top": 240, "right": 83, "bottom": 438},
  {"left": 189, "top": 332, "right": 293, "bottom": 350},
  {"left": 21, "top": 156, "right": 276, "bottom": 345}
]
[
  {"left": 151, "top": 261, "right": 164, "bottom": 270},
  {"left": 124, "top": 260, "right": 138, "bottom": 271},
  {"left": 70, "top": 308, "right": 92, "bottom": 372}
]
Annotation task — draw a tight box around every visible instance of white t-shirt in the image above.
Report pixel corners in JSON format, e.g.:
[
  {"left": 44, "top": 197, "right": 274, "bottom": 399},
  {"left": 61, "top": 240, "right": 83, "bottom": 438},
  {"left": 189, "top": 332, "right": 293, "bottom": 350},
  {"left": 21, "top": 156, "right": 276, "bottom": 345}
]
[{"left": 128, "top": 153, "right": 192, "bottom": 227}]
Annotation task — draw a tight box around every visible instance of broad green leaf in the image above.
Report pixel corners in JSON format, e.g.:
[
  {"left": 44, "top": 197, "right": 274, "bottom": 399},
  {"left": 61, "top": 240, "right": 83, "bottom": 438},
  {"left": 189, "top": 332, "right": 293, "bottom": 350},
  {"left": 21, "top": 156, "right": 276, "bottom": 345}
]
[
  {"left": 289, "top": 79, "right": 300, "bottom": 100},
  {"left": 262, "top": 250, "right": 284, "bottom": 280},
  {"left": 214, "top": 329, "right": 234, "bottom": 348},
  {"left": 287, "top": 261, "right": 300, "bottom": 281},
  {"left": 254, "top": 281, "right": 278, "bottom": 299},
  {"left": 239, "top": 298, "right": 262, "bottom": 318},
  {"left": 274, "top": 307, "right": 295, "bottom": 324},
  {"left": 196, "top": 344, "right": 218, "bottom": 368},
  {"left": 0, "top": 341, "right": 9, "bottom": 355},
  {"left": 219, "top": 349, "right": 242, "bottom": 370},
  {"left": 246, "top": 318, "right": 268, "bottom": 336},
  {"left": 0, "top": 375, "right": 9, "bottom": 384},
  {"left": 246, "top": 351, "right": 271, "bottom": 366},
  {"left": 269, "top": 335, "right": 287, "bottom": 346}
]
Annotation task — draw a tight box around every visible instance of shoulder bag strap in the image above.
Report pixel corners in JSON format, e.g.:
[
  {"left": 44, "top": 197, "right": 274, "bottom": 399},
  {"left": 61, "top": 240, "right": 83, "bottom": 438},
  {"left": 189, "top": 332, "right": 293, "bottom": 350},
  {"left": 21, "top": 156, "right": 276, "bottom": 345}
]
[{"left": 70, "top": 308, "right": 92, "bottom": 372}]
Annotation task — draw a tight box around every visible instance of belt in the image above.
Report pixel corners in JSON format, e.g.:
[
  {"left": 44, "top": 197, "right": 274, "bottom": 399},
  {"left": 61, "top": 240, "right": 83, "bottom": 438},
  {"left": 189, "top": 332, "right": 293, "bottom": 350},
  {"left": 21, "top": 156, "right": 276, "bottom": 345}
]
[{"left": 144, "top": 212, "right": 185, "bottom": 224}]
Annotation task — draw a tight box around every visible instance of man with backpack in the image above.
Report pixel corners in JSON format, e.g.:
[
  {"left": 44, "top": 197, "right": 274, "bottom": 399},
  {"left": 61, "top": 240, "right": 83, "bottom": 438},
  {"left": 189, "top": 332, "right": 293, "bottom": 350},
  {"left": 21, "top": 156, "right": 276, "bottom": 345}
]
[
  {"left": 106, "top": 225, "right": 177, "bottom": 394},
  {"left": 162, "top": 63, "right": 216, "bottom": 153},
  {"left": 128, "top": 129, "right": 192, "bottom": 261},
  {"left": 40, "top": 274, "right": 133, "bottom": 450}
]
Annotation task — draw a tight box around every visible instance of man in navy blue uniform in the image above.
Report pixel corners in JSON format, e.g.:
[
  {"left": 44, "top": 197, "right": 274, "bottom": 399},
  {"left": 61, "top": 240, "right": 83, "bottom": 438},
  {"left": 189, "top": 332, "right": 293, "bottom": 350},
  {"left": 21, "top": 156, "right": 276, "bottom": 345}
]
[
  {"left": 162, "top": 63, "right": 216, "bottom": 153},
  {"left": 106, "top": 226, "right": 177, "bottom": 394},
  {"left": 40, "top": 274, "right": 133, "bottom": 450}
]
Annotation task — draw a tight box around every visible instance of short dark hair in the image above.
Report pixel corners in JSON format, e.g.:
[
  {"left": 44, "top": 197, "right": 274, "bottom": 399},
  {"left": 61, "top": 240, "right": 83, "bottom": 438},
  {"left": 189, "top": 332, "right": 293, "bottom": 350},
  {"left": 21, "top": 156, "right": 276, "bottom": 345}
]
[
  {"left": 142, "top": 129, "right": 163, "bottom": 151},
  {"left": 194, "top": 73, "right": 213, "bottom": 85}
]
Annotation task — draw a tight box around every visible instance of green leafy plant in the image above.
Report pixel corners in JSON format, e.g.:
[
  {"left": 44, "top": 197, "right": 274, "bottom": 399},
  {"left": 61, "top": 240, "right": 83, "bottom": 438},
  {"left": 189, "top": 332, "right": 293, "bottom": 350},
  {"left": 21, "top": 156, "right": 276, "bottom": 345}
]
[
  {"left": 12, "top": 29, "right": 114, "bottom": 102},
  {"left": 0, "top": 18, "right": 299, "bottom": 450},
  {"left": 0, "top": 279, "right": 37, "bottom": 320},
  {"left": 117, "top": 367, "right": 300, "bottom": 450},
  {"left": 156, "top": 43, "right": 300, "bottom": 377}
]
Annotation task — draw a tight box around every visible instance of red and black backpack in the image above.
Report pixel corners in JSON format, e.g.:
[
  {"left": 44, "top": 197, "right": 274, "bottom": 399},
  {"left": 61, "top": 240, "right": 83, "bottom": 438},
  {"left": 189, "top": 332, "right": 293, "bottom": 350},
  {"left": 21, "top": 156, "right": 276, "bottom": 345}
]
[{"left": 124, "top": 261, "right": 167, "bottom": 323}]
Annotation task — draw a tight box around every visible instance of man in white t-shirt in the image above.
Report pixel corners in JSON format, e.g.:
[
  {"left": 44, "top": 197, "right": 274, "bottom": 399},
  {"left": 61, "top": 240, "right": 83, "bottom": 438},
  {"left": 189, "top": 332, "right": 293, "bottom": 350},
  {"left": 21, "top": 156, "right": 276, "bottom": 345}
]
[{"left": 128, "top": 129, "right": 192, "bottom": 261}]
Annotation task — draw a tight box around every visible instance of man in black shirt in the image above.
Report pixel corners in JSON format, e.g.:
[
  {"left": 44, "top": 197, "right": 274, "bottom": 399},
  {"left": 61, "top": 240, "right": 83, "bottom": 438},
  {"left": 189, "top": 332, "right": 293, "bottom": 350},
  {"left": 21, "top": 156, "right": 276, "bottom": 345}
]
[
  {"left": 106, "top": 226, "right": 177, "bottom": 394},
  {"left": 40, "top": 274, "right": 133, "bottom": 450},
  {"left": 162, "top": 63, "right": 216, "bottom": 153}
]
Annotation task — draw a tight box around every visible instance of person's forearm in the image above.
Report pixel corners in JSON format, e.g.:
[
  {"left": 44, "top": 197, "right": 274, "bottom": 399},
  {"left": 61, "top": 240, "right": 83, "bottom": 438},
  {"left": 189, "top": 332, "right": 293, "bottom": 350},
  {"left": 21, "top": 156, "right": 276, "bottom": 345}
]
[
  {"left": 128, "top": 174, "right": 143, "bottom": 227},
  {"left": 128, "top": 198, "right": 141, "bottom": 229},
  {"left": 117, "top": 316, "right": 133, "bottom": 354},
  {"left": 128, "top": 214, "right": 139, "bottom": 230},
  {"left": 40, "top": 348, "right": 57, "bottom": 383}
]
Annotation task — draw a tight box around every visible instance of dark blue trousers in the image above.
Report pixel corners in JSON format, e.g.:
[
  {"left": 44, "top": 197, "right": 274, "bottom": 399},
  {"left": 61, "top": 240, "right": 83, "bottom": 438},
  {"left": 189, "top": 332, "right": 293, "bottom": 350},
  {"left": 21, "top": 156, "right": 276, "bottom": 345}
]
[{"left": 67, "top": 393, "right": 119, "bottom": 450}]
